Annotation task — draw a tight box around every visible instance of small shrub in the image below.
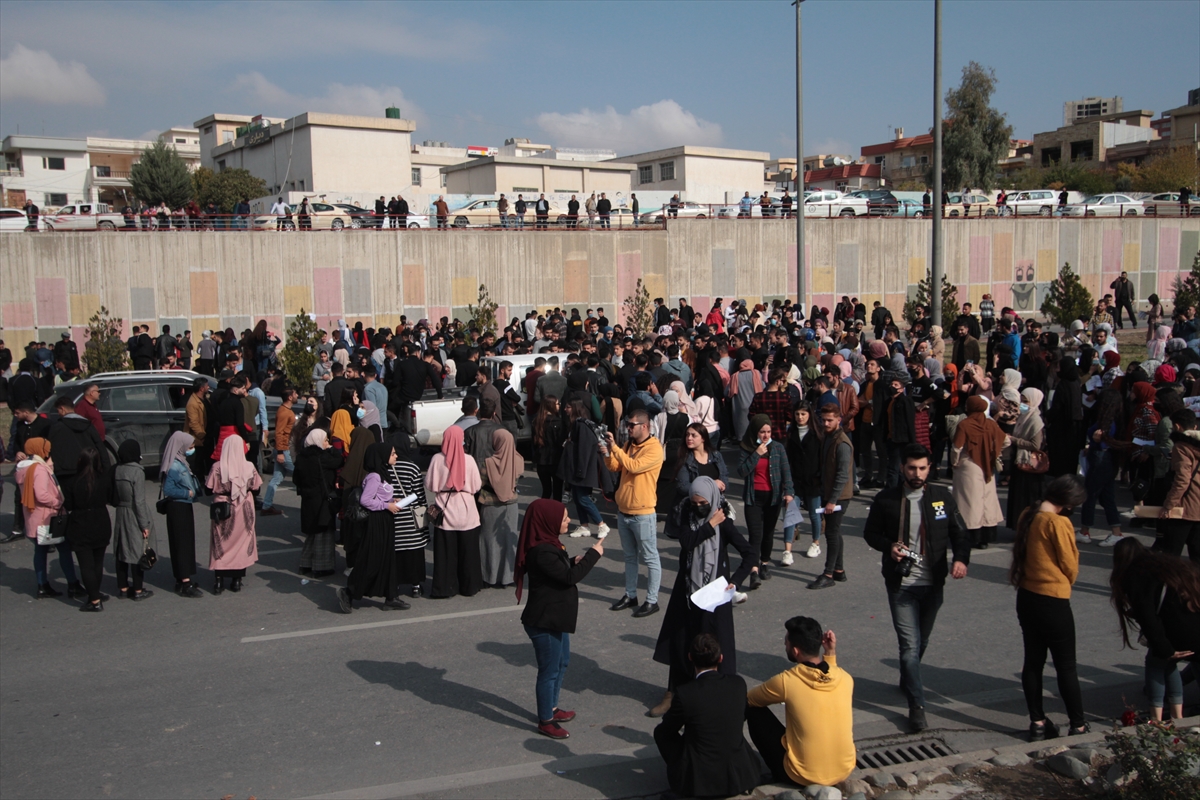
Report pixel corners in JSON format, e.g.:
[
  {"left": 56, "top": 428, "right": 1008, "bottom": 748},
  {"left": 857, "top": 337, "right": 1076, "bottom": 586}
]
[
  {"left": 280, "top": 310, "right": 321, "bottom": 392},
  {"left": 1104, "top": 721, "right": 1200, "bottom": 800},
  {"left": 1041, "top": 261, "right": 1094, "bottom": 328},
  {"left": 467, "top": 283, "right": 499, "bottom": 336},
  {"left": 903, "top": 271, "right": 958, "bottom": 327},
  {"left": 82, "top": 306, "right": 128, "bottom": 375},
  {"left": 622, "top": 277, "right": 653, "bottom": 337}
]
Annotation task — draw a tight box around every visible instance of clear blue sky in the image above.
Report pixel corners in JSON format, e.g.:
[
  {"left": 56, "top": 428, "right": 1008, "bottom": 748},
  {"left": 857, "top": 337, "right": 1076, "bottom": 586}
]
[{"left": 1, "top": 0, "right": 1196, "bottom": 158}]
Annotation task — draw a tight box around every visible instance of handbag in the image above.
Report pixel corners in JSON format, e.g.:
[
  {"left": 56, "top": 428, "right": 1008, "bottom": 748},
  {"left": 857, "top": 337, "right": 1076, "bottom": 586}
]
[
  {"left": 210, "top": 499, "right": 232, "bottom": 521},
  {"left": 343, "top": 486, "right": 370, "bottom": 522},
  {"left": 36, "top": 513, "right": 67, "bottom": 546},
  {"left": 138, "top": 545, "right": 157, "bottom": 571},
  {"left": 1015, "top": 449, "right": 1050, "bottom": 474},
  {"left": 155, "top": 484, "right": 171, "bottom": 514}
]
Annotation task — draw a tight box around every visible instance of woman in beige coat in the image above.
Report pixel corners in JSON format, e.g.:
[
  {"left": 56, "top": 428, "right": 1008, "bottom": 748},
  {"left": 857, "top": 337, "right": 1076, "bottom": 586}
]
[{"left": 952, "top": 396, "right": 1007, "bottom": 548}]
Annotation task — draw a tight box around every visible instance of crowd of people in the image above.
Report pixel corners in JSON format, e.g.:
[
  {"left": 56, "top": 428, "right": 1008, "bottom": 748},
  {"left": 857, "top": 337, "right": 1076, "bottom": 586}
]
[{"left": 3, "top": 289, "right": 1200, "bottom": 794}]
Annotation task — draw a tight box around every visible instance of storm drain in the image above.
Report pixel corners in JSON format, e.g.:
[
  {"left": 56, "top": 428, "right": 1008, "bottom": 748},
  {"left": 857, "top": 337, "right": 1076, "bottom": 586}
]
[{"left": 856, "top": 737, "right": 956, "bottom": 770}]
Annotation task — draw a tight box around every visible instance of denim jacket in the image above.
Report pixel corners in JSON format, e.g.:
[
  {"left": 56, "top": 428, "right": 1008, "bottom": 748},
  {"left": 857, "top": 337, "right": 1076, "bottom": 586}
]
[
  {"left": 163, "top": 459, "right": 199, "bottom": 503},
  {"left": 736, "top": 441, "right": 794, "bottom": 506}
]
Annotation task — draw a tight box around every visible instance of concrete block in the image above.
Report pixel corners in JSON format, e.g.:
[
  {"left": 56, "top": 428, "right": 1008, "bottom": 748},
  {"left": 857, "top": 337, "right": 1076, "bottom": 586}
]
[
  {"left": 866, "top": 771, "right": 896, "bottom": 788},
  {"left": 1064, "top": 747, "right": 1098, "bottom": 764},
  {"left": 989, "top": 752, "right": 1031, "bottom": 767},
  {"left": 1046, "top": 754, "right": 1090, "bottom": 780},
  {"left": 895, "top": 773, "right": 920, "bottom": 788},
  {"left": 838, "top": 778, "right": 871, "bottom": 797},
  {"left": 877, "top": 791, "right": 913, "bottom": 800}
]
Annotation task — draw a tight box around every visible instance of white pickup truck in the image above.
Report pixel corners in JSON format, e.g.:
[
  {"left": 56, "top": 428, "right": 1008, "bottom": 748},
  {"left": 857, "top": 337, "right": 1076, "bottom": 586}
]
[
  {"left": 407, "top": 354, "right": 541, "bottom": 447},
  {"left": 44, "top": 202, "right": 129, "bottom": 231}
]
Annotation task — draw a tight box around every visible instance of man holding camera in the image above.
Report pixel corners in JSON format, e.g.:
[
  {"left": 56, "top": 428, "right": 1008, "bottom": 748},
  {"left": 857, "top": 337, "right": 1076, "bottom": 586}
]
[{"left": 863, "top": 444, "right": 971, "bottom": 733}]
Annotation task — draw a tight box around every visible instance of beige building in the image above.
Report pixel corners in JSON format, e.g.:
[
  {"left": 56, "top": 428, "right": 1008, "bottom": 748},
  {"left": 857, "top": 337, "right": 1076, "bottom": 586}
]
[
  {"left": 618, "top": 145, "right": 770, "bottom": 205},
  {"left": 861, "top": 128, "right": 933, "bottom": 185},
  {"left": 194, "top": 110, "right": 416, "bottom": 197},
  {"left": 1064, "top": 96, "right": 1122, "bottom": 127},
  {"left": 1032, "top": 109, "right": 1156, "bottom": 168},
  {"left": 441, "top": 155, "right": 634, "bottom": 196}
]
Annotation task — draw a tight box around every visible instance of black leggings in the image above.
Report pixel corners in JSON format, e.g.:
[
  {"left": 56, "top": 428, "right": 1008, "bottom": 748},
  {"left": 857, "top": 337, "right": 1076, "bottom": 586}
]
[
  {"left": 745, "top": 490, "right": 782, "bottom": 563},
  {"left": 73, "top": 545, "right": 107, "bottom": 602},
  {"left": 536, "top": 465, "right": 563, "bottom": 501},
  {"left": 116, "top": 560, "right": 144, "bottom": 592},
  {"left": 1016, "top": 588, "right": 1085, "bottom": 727}
]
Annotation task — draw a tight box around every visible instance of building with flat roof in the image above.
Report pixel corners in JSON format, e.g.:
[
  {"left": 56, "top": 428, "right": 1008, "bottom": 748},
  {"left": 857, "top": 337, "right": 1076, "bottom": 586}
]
[
  {"left": 616, "top": 145, "right": 770, "bottom": 205},
  {"left": 194, "top": 110, "right": 416, "bottom": 197},
  {"left": 1064, "top": 96, "right": 1123, "bottom": 127},
  {"left": 860, "top": 128, "right": 933, "bottom": 185},
  {"left": 803, "top": 162, "right": 882, "bottom": 192},
  {"left": 1032, "top": 109, "right": 1156, "bottom": 168},
  {"left": 441, "top": 155, "right": 634, "bottom": 196}
]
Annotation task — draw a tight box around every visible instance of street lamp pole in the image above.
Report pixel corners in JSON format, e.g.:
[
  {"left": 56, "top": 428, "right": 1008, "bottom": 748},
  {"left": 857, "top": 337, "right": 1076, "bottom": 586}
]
[
  {"left": 931, "top": 0, "right": 944, "bottom": 328},
  {"left": 795, "top": 0, "right": 805, "bottom": 312}
]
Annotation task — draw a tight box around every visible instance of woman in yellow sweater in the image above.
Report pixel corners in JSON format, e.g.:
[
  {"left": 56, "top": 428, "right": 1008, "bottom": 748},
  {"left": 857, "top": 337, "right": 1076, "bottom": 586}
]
[{"left": 1009, "top": 474, "right": 1089, "bottom": 741}]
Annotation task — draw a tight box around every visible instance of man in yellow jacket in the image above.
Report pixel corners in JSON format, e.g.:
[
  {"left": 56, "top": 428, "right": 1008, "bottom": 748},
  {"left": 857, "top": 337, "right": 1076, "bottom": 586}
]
[
  {"left": 601, "top": 408, "right": 664, "bottom": 618},
  {"left": 746, "top": 616, "right": 856, "bottom": 788}
]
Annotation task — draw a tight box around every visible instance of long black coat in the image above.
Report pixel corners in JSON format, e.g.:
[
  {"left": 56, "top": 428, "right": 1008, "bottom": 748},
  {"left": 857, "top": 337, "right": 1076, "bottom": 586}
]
[
  {"left": 292, "top": 445, "right": 342, "bottom": 533},
  {"left": 65, "top": 469, "right": 114, "bottom": 548},
  {"left": 654, "top": 504, "right": 754, "bottom": 685}
]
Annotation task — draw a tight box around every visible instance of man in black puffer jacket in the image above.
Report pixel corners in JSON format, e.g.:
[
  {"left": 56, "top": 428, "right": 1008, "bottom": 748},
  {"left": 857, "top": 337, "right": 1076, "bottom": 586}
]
[{"left": 47, "top": 395, "right": 109, "bottom": 508}]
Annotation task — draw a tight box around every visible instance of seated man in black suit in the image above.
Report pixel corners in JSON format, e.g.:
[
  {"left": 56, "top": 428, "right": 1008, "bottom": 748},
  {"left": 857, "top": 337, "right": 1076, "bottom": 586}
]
[{"left": 653, "top": 634, "right": 761, "bottom": 799}]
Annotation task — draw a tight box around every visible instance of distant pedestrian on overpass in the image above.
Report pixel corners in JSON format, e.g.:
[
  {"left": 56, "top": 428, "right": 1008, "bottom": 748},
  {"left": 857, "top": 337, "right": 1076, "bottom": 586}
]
[
  {"left": 597, "top": 193, "right": 612, "bottom": 229},
  {"left": 434, "top": 196, "right": 449, "bottom": 229}
]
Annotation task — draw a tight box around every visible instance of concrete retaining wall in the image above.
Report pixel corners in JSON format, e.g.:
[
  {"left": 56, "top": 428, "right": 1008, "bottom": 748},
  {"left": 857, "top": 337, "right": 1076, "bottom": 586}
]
[{"left": 2, "top": 218, "right": 1198, "bottom": 344}]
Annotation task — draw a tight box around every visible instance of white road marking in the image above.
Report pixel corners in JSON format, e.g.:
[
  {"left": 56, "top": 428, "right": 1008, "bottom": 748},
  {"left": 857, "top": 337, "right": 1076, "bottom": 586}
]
[{"left": 241, "top": 604, "right": 522, "bottom": 643}]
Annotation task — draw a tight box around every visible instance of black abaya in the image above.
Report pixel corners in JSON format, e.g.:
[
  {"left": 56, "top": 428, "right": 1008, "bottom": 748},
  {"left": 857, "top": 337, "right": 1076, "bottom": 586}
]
[{"left": 348, "top": 509, "right": 399, "bottom": 600}]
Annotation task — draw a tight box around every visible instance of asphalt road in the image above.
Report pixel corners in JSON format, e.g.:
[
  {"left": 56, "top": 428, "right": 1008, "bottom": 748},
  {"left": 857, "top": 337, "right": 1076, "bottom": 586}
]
[{"left": 0, "top": 452, "right": 1167, "bottom": 800}]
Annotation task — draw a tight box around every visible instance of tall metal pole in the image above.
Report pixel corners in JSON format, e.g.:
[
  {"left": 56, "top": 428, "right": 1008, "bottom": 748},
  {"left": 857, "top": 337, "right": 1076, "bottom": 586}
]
[
  {"left": 931, "top": 0, "right": 944, "bottom": 328},
  {"left": 795, "top": 0, "right": 805, "bottom": 312}
]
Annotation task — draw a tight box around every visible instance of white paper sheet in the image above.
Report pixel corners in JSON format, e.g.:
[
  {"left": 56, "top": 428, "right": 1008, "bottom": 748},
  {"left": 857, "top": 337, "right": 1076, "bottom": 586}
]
[
  {"left": 814, "top": 505, "right": 843, "bottom": 515},
  {"left": 398, "top": 493, "right": 419, "bottom": 509},
  {"left": 689, "top": 577, "right": 735, "bottom": 612},
  {"left": 781, "top": 497, "right": 803, "bottom": 527}
]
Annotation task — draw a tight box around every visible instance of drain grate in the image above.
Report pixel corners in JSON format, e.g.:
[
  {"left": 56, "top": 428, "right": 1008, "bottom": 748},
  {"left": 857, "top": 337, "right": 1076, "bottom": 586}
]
[{"left": 856, "top": 737, "right": 956, "bottom": 770}]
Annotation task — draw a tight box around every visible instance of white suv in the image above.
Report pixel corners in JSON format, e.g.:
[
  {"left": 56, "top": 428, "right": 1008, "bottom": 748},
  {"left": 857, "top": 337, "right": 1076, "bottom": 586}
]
[
  {"left": 1007, "top": 190, "right": 1060, "bottom": 217},
  {"left": 802, "top": 190, "right": 869, "bottom": 217}
]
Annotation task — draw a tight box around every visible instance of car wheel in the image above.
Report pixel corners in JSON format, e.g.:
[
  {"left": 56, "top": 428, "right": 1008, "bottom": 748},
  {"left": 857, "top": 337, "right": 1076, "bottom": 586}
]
[
  {"left": 454, "top": 216, "right": 469, "bottom": 228},
  {"left": 1039, "top": 206, "right": 1052, "bottom": 217},
  {"left": 696, "top": 214, "right": 706, "bottom": 219},
  {"left": 1124, "top": 209, "right": 1137, "bottom": 217},
  {"left": 331, "top": 218, "right": 345, "bottom": 230},
  {"left": 839, "top": 209, "right": 856, "bottom": 217},
  {"left": 283, "top": 220, "right": 296, "bottom": 231},
  {"left": 98, "top": 220, "right": 116, "bottom": 230},
  {"left": 408, "top": 222, "right": 421, "bottom": 229},
  {"left": 1085, "top": 209, "right": 1096, "bottom": 217},
  {"left": 985, "top": 209, "right": 997, "bottom": 217}
]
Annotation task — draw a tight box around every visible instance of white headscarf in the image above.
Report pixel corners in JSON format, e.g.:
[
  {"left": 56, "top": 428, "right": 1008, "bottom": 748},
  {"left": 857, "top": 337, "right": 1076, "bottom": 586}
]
[{"left": 216, "top": 434, "right": 256, "bottom": 502}]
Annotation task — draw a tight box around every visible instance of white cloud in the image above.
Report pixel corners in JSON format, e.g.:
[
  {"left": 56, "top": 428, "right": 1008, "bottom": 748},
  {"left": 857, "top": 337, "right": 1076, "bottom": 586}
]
[
  {"left": 231, "top": 72, "right": 425, "bottom": 128},
  {"left": 0, "top": 44, "right": 106, "bottom": 105},
  {"left": 536, "top": 100, "right": 723, "bottom": 154}
]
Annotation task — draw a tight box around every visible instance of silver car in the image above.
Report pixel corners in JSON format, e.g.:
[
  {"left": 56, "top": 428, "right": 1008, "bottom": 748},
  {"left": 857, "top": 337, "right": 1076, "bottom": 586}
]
[
  {"left": 1060, "top": 193, "right": 1143, "bottom": 217},
  {"left": 1142, "top": 192, "right": 1200, "bottom": 217}
]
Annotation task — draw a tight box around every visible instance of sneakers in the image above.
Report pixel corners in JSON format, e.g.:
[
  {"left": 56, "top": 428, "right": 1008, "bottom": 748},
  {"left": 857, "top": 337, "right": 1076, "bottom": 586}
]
[
  {"left": 568, "top": 526, "right": 590, "bottom": 538},
  {"left": 807, "top": 574, "right": 837, "bottom": 590},
  {"left": 733, "top": 591, "right": 748, "bottom": 605},
  {"left": 1029, "top": 718, "right": 1060, "bottom": 742},
  {"left": 595, "top": 522, "right": 610, "bottom": 539},
  {"left": 781, "top": 550, "right": 794, "bottom": 566},
  {"left": 1099, "top": 533, "right": 1124, "bottom": 547},
  {"left": 1075, "top": 531, "right": 1093, "bottom": 545},
  {"left": 337, "top": 587, "right": 353, "bottom": 614},
  {"left": 806, "top": 541, "right": 822, "bottom": 558},
  {"left": 537, "top": 721, "right": 570, "bottom": 739}
]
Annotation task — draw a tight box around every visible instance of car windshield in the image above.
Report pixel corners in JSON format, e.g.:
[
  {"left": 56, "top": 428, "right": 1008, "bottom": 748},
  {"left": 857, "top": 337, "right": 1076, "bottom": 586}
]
[{"left": 1079, "top": 195, "right": 1103, "bottom": 205}]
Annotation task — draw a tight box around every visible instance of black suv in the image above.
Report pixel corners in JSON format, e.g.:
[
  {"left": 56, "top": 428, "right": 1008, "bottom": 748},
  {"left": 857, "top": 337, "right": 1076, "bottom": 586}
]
[{"left": 852, "top": 189, "right": 900, "bottom": 216}]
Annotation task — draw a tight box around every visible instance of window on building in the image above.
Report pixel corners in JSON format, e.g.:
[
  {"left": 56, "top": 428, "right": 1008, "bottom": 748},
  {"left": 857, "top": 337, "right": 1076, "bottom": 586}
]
[
  {"left": 43, "top": 157, "right": 65, "bottom": 170},
  {"left": 1041, "top": 146, "right": 1062, "bottom": 166},
  {"left": 412, "top": 167, "right": 421, "bottom": 186},
  {"left": 299, "top": 179, "right": 305, "bottom": 191},
  {"left": 659, "top": 161, "right": 675, "bottom": 181},
  {"left": 919, "top": 155, "right": 928, "bottom": 165},
  {"left": 45, "top": 193, "right": 68, "bottom": 206},
  {"left": 638, "top": 165, "right": 653, "bottom": 184},
  {"left": 901, "top": 156, "right": 916, "bottom": 168},
  {"left": 222, "top": 131, "right": 234, "bottom": 143},
  {"left": 874, "top": 156, "right": 885, "bottom": 165},
  {"left": 1070, "top": 140, "right": 1094, "bottom": 161},
  {"left": 440, "top": 173, "right": 446, "bottom": 188},
  {"left": 513, "top": 186, "right": 539, "bottom": 193},
  {"left": 203, "top": 125, "right": 214, "bottom": 135},
  {"left": 216, "top": 159, "right": 226, "bottom": 172},
  {"left": 95, "top": 165, "right": 112, "bottom": 177},
  {"left": 175, "top": 138, "right": 186, "bottom": 144}
]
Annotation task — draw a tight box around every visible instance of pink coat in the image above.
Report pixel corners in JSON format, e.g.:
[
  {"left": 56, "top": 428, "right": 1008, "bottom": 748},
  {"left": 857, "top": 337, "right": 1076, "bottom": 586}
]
[
  {"left": 425, "top": 452, "right": 481, "bottom": 530},
  {"left": 14, "top": 460, "right": 64, "bottom": 535}
]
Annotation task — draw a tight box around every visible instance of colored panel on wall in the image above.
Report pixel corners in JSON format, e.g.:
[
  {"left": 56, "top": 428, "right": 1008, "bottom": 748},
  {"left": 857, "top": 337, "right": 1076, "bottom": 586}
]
[
  {"left": 130, "top": 287, "right": 156, "bottom": 321},
  {"left": 617, "top": 252, "right": 643, "bottom": 309},
  {"left": 1123, "top": 243, "right": 1140, "bottom": 276},
  {"left": 711, "top": 249, "right": 736, "bottom": 297},
  {"left": 786, "top": 244, "right": 797, "bottom": 296},
  {"left": 313, "top": 268, "right": 343, "bottom": 316},
  {"left": 1102, "top": 230, "right": 1123, "bottom": 278},
  {"left": 343, "top": 269, "right": 373, "bottom": 313},
  {"left": 1035, "top": 250, "right": 1057, "bottom": 284},
  {"left": 191, "top": 317, "right": 221, "bottom": 336},
  {"left": 159, "top": 317, "right": 189, "bottom": 339},
  {"left": 1181, "top": 230, "right": 1200, "bottom": 272},
  {"left": 69, "top": 294, "right": 100, "bottom": 326},
  {"left": 992, "top": 232, "right": 1013, "bottom": 287},
  {"left": 3, "top": 302, "right": 35, "bottom": 329},
  {"left": 835, "top": 243, "right": 859, "bottom": 295},
  {"left": 908, "top": 257, "right": 926, "bottom": 285},
  {"left": 813, "top": 266, "right": 834, "bottom": 295},
  {"left": 969, "top": 236, "right": 991, "bottom": 285},
  {"left": 35, "top": 277, "right": 68, "bottom": 326},
  {"left": 1158, "top": 226, "right": 1180, "bottom": 295},
  {"left": 190, "top": 272, "right": 219, "bottom": 317},
  {"left": 284, "top": 285, "right": 311, "bottom": 315},
  {"left": 451, "top": 277, "right": 477, "bottom": 307},
  {"left": 564, "top": 258, "right": 589, "bottom": 305},
  {"left": 374, "top": 313, "right": 402, "bottom": 332},
  {"left": 643, "top": 273, "right": 668, "bottom": 305},
  {"left": 402, "top": 264, "right": 426, "bottom": 307}
]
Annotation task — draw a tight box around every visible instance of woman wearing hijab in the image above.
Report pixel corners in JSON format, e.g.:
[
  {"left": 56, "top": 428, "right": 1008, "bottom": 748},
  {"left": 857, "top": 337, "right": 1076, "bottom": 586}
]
[
  {"left": 292, "top": 429, "right": 343, "bottom": 578},
  {"left": 361, "top": 399, "right": 384, "bottom": 442},
  {"left": 160, "top": 431, "right": 203, "bottom": 597},
  {"left": 329, "top": 396, "right": 357, "bottom": 457},
  {"left": 385, "top": 431, "right": 429, "bottom": 598},
  {"left": 1046, "top": 357, "right": 1084, "bottom": 477},
  {"left": 1006, "top": 389, "right": 1047, "bottom": 527},
  {"left": 656, "top": 390, "right": 692, "bottom": 514},
  {"left": 66, "top": 447, "right": 115, "bottom": 611},
  {"left": 113, "top": 441, "right": 156, "bottom": 601},
  {"left": 206, "top": 433, "right": 262, "bottom": 594},
  {"left": 427, "top": 425, "right": 483, "bottom": 598},
  {"left": 515, "top": 498, "right": 604, "bottom": 740},
  {"left": 15, "top": 437, "right": 82, "bottom": 598},
  {"left": 736, "top": 413, "right": 794, "bottom": 587},
  {"left": 952, "top": 396, "right": 1007, "bottom": 549},
  {"left": 1149, "top": 325, "right": 1172, "bottom": 362},
  {"left": 480, "top": 427, "right": 523, "bottom": 588},
  {"left": 648, "top": 477, "right": 756, "bottom": 718},
  {"left": 1079, "top": 389, "right": 1126, "bottom": 547},
  {"left": 928, "top": 325, "right": 945, "bottom": 360},
  {"left": 728, "top": 360, "right": 763, "bottom": 443},
  {"left": 338, "top": 442, "right": 409, "bottom": 612},
  {"left": 339, "top": 426, "right": 375, "bottom": 570}
]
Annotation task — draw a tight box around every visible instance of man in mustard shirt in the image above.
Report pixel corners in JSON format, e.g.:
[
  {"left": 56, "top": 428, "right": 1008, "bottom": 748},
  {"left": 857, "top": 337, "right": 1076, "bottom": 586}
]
[
  {"left": 601, "top": 409, "right": 664, "bottom": 618},
  {"left": 746, "top": 616, "right": 856, "bottom": 788}
]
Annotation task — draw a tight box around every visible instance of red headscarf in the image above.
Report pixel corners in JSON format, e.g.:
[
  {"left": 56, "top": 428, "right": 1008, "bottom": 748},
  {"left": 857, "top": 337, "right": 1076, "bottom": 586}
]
[
  {"left": 1103, "top": 350, "right": 1121, "bottom": 372},
  {"left": 439, "top": 425, "right": 467, "bottom": 492},
  {"left": 514, "top": 499, "right": 567, "bottom": 604},
  {"left": 1154, "top": 364, "right": 1177, "bottom": 386},
  {"left": 943, "top": 364, "right": 960, "bottom": 411}
]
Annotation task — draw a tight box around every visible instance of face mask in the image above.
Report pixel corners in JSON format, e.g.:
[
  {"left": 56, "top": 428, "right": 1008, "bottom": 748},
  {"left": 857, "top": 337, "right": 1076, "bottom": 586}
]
[
  {"left": 356, "top": 407, "right": 365, "bottom": 420},
  {"left": 692, "top": 502, "right": 711, "bottom": 519},
  {"left": 307, "top": 404, "right": 317, "bottom": 414},
  {"left": 185, "top": 448, "right": 195, "bottom": 456},
  {"left": 1020, "top": 403, "right": 1030, "bottom": 413}
]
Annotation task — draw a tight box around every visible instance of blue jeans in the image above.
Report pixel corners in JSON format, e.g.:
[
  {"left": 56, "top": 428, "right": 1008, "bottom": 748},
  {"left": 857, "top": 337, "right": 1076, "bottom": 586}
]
[
  {"left": 1145, "top": 652, "right": 1183, "bottom": 708},
  {"left": 571, "top": 485, "right": 601, "bottom": 526},
  {"left": 617, "top": 512, "right": 660, "bottom": 604},
  {"left": 888, "top": 583, "right": 945, "bottom": 709},
  {"left": 524, "top": 625, "right": 570, "bottom": 722},
  {"left": 35, "top": 540, "right": 78, "bottom": 585},
  {"left": 784, "top": 494, "right": 823, "bottom": 544},
  {"left": 1082, "top": 449, "right": 1121, "bottom": 527},
  {"left": 262, "top": 451, "right": 293, "bottom": 509}
]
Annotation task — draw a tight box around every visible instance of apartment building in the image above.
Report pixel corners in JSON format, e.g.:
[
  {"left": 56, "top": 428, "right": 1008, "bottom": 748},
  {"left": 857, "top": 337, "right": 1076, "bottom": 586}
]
[{"left": 618, "top": 145, "right": 770, "bottom": 205}]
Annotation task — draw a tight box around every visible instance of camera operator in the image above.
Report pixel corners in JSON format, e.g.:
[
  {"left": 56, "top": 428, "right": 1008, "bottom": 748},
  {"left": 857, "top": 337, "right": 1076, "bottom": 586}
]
[{"left": 864, "top": 444, "right": 971, "bottom": 733}]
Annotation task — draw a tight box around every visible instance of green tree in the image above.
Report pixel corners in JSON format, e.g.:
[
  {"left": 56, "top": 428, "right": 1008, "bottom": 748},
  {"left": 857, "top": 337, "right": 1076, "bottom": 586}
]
[
  {"left": 931, "top": 62, "right": 1013, "bottom": 192},
  {"left": 903, "top": 271, "right": 958, "bottom": 327},
  {"left": 195, "top": 167, "right": 267, "bottom": 212},
  {"left": 1171, "top": 250, "right": 1200, "bottom": 317},
  {"left": 82, "top": 306, "right": 128, "bottom": 375},
  {"left": 280, "top": 310, "right": 322, "bottom": 392},
  {"left": 466, "top": 284, "right": 499, "bottom": 336},
  {"left": 1040, "top": 262, "right": 1094, "bottom": 328},
  {"left": 130, "top": 139, "right": 193, "bottom": 209},
  {"left": 622, "top": 277, "right": 654, "bottom": 338},
  {"left": 1134, "top": 147, "right": 1200, "bottom": 194}
]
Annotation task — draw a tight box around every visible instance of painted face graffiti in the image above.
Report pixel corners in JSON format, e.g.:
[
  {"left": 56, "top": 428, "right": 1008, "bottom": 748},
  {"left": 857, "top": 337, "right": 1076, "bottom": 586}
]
[{"left": 1012, "top": 262, "right": 1036, "bottom": 311}]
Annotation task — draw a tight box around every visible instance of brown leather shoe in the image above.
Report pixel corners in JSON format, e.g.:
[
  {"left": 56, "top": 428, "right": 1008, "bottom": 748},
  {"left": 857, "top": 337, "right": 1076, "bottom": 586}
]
[{"left": 646, "top": 690, "right": 673, "bottom": 718}]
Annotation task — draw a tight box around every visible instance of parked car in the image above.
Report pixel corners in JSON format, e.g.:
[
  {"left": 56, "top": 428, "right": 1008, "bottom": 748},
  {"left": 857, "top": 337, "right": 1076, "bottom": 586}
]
[
  {"left": 945, "top": 193, "right": 998, "bottom": 217},
  {"left": 0, "top": 207, "right": 45, "bottom": 232},
  {"left": 406, "top": 354, "right": 540, "bottom": 447},
  {"left": 1007, "top": 190, "right": 1060, "bottom": 217},
  {"left": 716, "top": 198, "right": 786, "bottom": 219},
  {"left": 1142, "top": 192, "right": 1200, "bottom": 217},
  {"left": 335, "top": 203, "right": 429, "bottom": 229},
  {"left": 801, "top": 190, "right": 869, "bottom": 217},
  {"left": 895, "top": 198, "right": 926, "bottom": 218},
  {"left": 43, "top": 202, "right": 128, "bottom": 231},
  {"left": 1060, "top": 193, "right": 1143, "bottom": 217},
  {"left": 644, "top": 201, "right": 711, "bottom": 223},
  {"left": 448, "top": 198, "right": 568, "bottom": 228},
  {"left": 251, "top": 202, "right": 352, "bottom": 231},
  {"left": 849, "top": 189, "right": 900, "bottom": 216},
  {"left": 577, "top": 207, "right": 640, "bottom": 228}
]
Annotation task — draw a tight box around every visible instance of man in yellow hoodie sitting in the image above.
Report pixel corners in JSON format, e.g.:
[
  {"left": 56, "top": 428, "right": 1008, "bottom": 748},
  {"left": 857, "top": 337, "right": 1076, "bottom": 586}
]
[
  {"left": 601, "top": 409, "right": 664, "bottom": 618},
  {"left": 746, "top": 616, "right": 857, "bottom": 788}
]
